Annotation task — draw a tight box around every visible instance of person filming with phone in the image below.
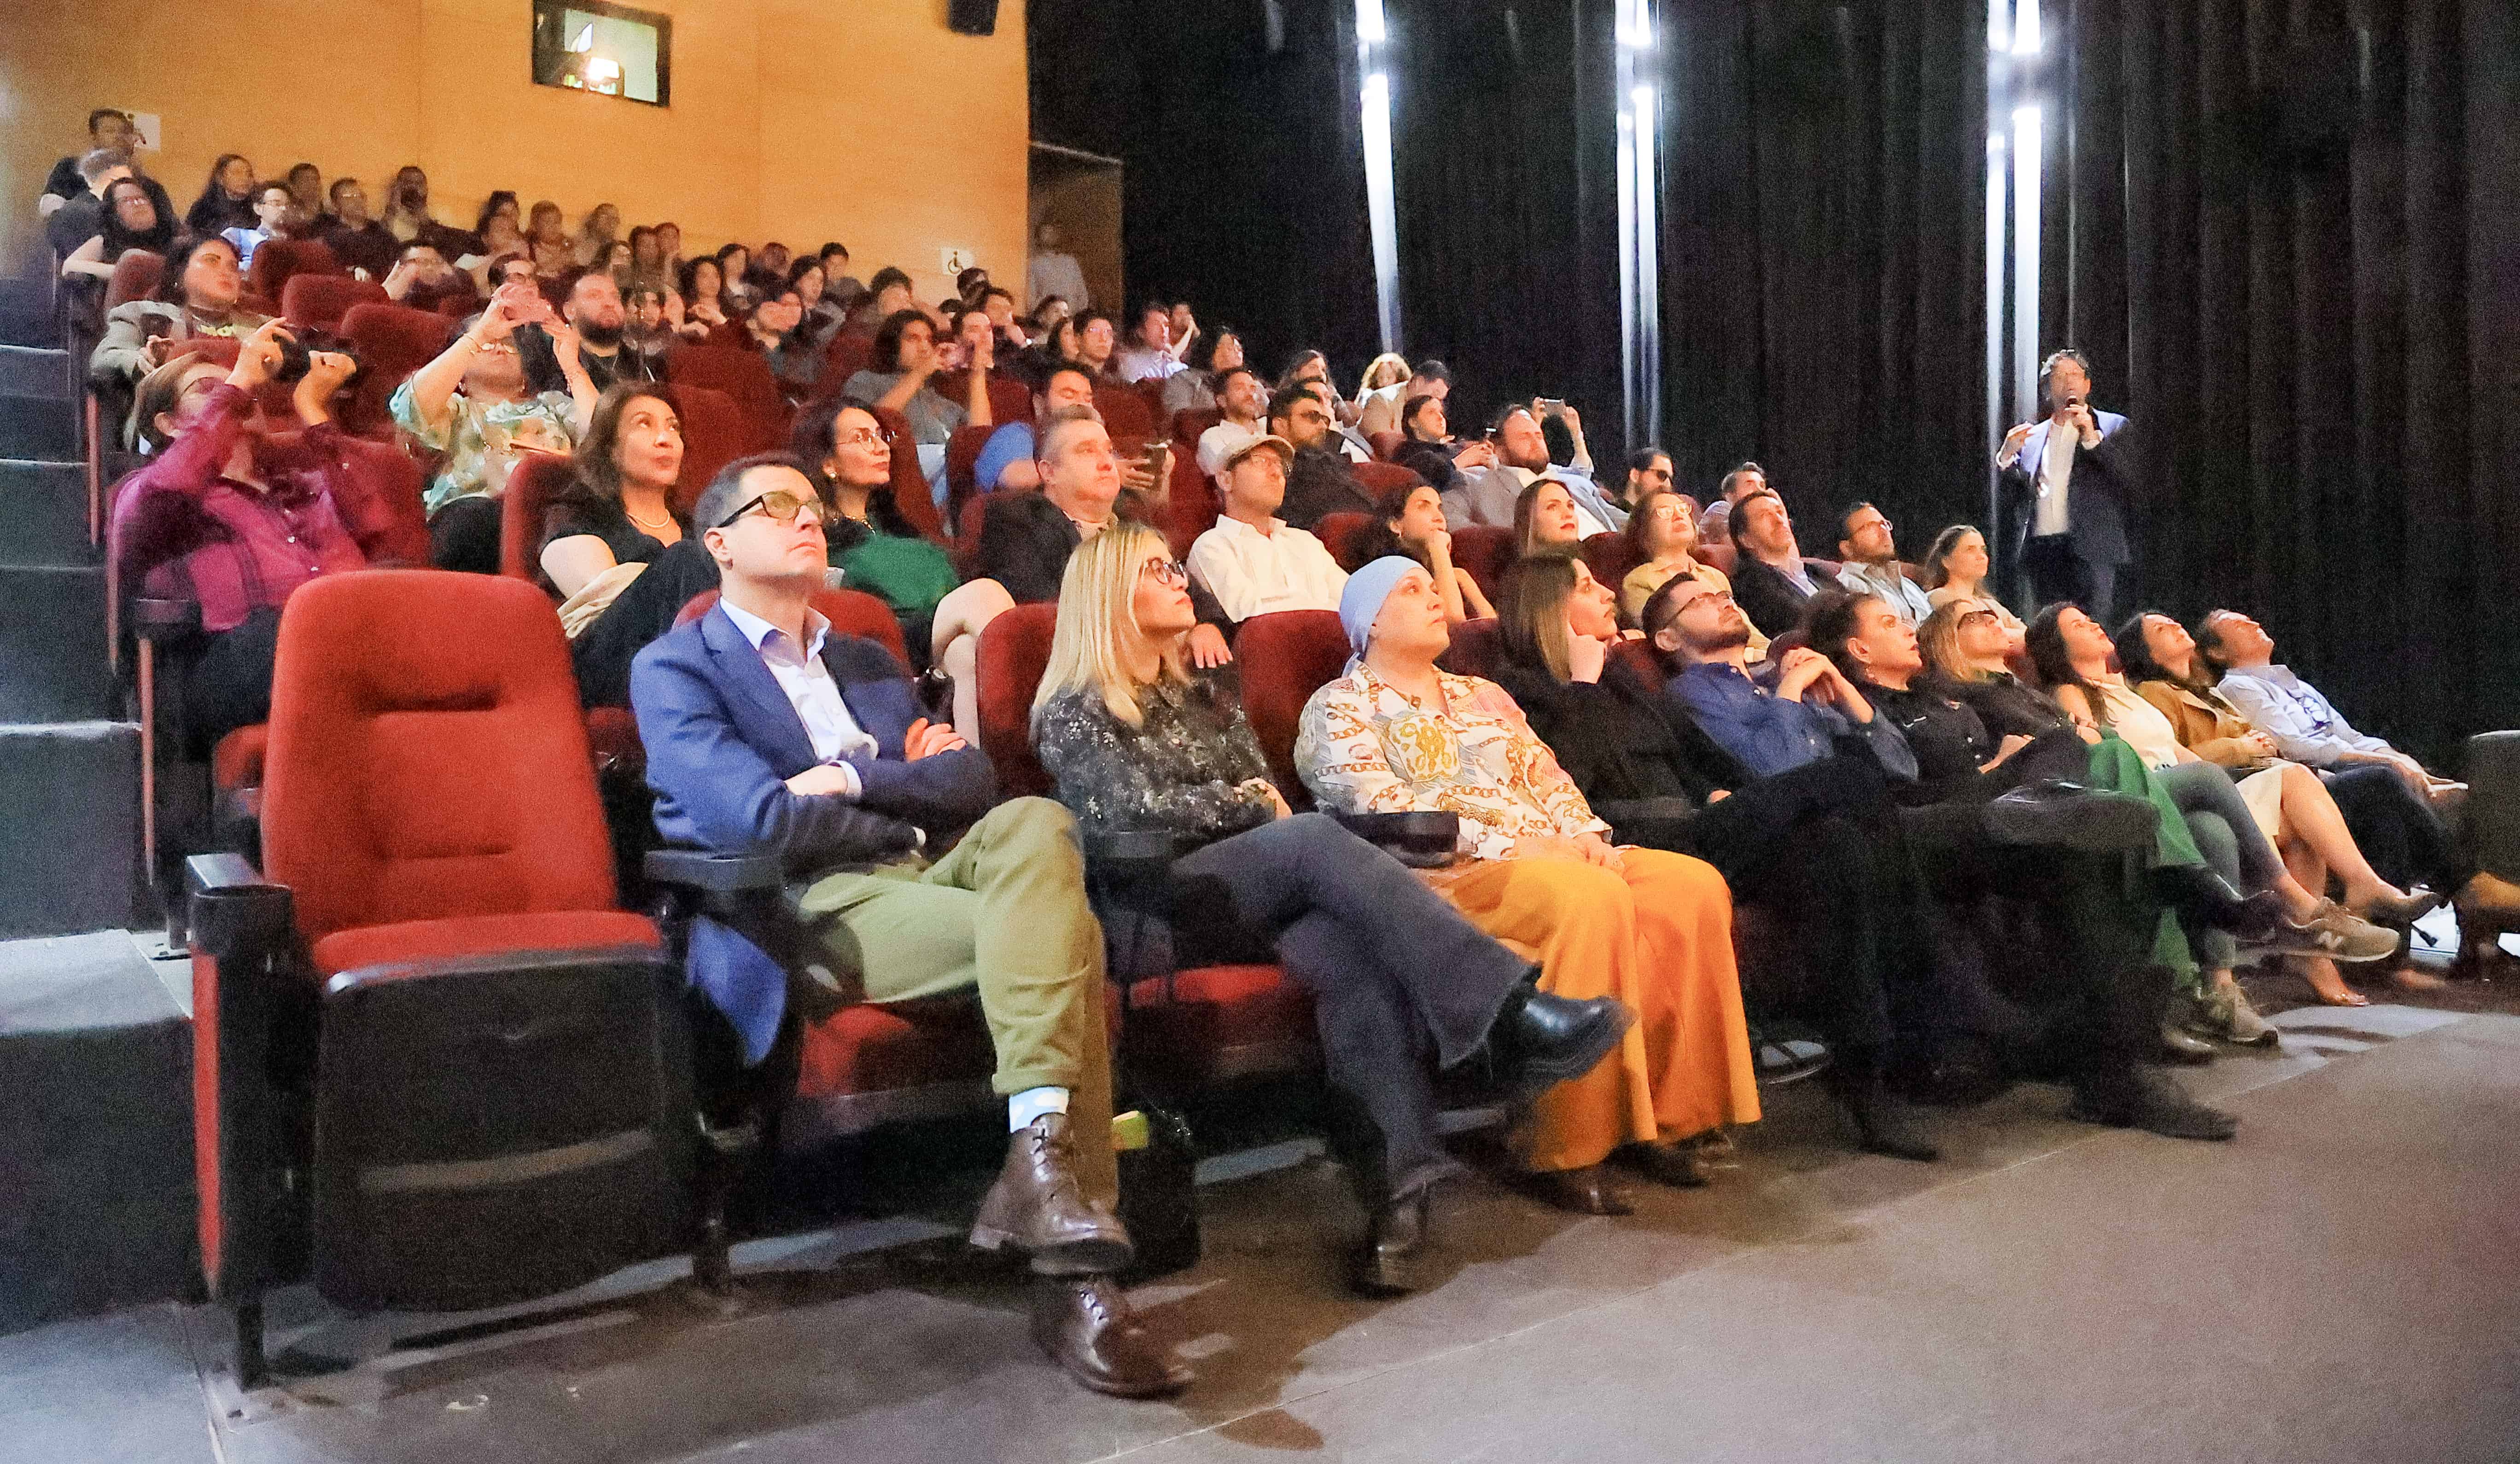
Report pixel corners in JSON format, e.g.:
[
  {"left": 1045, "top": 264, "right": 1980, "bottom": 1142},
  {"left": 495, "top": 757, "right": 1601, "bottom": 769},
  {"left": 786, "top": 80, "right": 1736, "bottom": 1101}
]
[{"left": 1996, "top": 348, "right": 2134, "bottom": 620}]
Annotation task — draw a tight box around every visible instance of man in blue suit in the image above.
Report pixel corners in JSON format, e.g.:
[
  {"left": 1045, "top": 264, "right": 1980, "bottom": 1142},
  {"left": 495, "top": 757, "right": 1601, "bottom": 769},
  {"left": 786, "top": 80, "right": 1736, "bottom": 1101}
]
[
  {"left": 1997, "top": 349, "right": 2136, "bottom": 620},
  {"left": 631, "top": 453, "right": 1189, "bottom": 1398}
]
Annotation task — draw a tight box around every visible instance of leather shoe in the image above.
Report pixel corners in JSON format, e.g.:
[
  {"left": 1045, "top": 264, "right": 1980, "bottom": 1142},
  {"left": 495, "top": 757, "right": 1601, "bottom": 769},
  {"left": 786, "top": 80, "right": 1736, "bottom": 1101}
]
[
  {"left": 1349, "top": 1189, "right": 1431, "bottom": 1297},
  {"left": 1032, "top": 1275, "right": 1191, "bottom": 1398},
  {"left": 971, "top": 1114, "right": 1135, "bottom": 1275},
  {"left": 2356, "top": 885, "right": 2444, "bottom": 925},
  {"left": 2069, "top": 1069, "right": 2239, "bottom": 1141},
  {"left": 1826, "top": 1063, "right": 1941, "bottom": 1162},
  {"left": 1486, "top": 972, "right": 1633, "bottom": 1098},
  {"left": 2155, "top": 1022, "right": 2217, "bottom": 1065},
  {"left": 1521, "top": 1163, "right": 1635, "bottom": 1215},
  {"left": 1982, "top": 783, "right": 2159, "bottom": 852},
  {"left": 2152, "top": 865, "right": 2286, "bottom": 937},
  {"left": 1616, "top": 1141, "right": 1712, "bottom": 1187}
]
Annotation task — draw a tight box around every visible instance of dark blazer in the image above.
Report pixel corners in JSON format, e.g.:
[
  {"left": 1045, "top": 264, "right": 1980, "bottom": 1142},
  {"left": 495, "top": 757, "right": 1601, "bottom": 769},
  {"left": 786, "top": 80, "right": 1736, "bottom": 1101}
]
[
  {"left": 633, "top": 604, "right": 998, "bottom": 1060},
  {"left": 1997, "top": 410, "right": 2135, "bottom": 565},
  {"left": 974, "top": 490, "right": 1230, "bottom": 622},
  {"left": 1279, "top": 446, "right": 1381, "bottom": 531},
  {"left": 1730, "top": 552, "right": 1837, "bottom": 639}
]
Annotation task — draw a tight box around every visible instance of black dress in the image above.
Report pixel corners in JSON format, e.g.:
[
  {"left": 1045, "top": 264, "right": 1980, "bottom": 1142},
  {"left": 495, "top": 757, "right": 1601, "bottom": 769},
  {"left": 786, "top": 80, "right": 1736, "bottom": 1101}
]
[{"left": 547, "top": 493, "right": 719, "bottom": 709}]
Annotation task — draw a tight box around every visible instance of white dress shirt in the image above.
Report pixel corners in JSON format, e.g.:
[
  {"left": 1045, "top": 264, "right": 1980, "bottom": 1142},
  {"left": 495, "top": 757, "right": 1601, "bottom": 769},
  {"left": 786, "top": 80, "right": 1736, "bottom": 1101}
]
[
  {"left": 1112, "top": 344, "right": 1184, "bottom": 383},
  {"left": 1187, "top": 515, "right": 1350, "bottom": 622},
  {"left": 2032, "top": 419, "right": 2079, "bottom": 537},
  {"left": 1836, "top": 560, "right": 1935, "bottom": 624},
  {"left": 719, "top": 599, "right": 877, "bottom": 794}
]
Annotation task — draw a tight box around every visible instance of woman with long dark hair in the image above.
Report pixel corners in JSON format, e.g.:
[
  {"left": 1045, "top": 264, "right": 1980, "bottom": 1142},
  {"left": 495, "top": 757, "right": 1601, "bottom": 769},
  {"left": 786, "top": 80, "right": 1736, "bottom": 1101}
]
[
  {"left": 185, "top": 153, "right": 258, "bottom": 234},
  {"left": 1351, "top": 481, "right": 1492, "bottom": 622},
  {"left": 791, "top": 397, "right": 958, "bottom": 659}
]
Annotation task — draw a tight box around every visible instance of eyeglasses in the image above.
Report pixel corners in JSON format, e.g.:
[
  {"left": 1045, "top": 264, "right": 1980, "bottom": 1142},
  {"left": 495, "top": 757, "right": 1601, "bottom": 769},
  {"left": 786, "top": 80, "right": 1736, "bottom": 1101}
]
[
  {"left": 1958, "top": 610, "right": 1998, "bottom": 627},
  {"left": 715, "top": 488, "right": 825, "bottom": 530},
  {"left": 1139, "top": 558, "right": 1189, "bottom": 587},
  {"left": 835, "top": 427, "right": 892, "bottom": 450}
]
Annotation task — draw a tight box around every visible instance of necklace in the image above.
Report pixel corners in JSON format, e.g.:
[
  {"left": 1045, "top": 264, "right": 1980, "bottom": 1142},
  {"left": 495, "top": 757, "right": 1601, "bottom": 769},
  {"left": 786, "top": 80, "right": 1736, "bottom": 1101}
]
[{"left": 624, "top": 499, "right": 673, "bottom": 529}]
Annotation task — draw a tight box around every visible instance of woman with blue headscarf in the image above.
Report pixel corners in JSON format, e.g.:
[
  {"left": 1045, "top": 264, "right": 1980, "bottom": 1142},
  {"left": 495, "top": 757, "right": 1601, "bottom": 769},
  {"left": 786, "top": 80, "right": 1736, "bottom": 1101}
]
[{"left": 1296, "top": 557, "right": 1760, "bottom": 1215}]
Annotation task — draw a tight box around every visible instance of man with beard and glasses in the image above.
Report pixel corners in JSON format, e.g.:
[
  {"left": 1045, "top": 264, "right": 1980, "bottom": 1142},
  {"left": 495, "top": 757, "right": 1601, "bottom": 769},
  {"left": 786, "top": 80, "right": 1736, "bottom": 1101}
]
[{"left": 520, "top": 269, "right": 653, "bottom": 394}]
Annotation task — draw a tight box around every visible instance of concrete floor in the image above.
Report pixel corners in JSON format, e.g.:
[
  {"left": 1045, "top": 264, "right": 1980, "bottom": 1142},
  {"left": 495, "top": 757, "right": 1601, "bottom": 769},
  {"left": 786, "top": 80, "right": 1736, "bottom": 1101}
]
[{"left": 6, "top": 1002, "right": 2518, "bottom": 1464}]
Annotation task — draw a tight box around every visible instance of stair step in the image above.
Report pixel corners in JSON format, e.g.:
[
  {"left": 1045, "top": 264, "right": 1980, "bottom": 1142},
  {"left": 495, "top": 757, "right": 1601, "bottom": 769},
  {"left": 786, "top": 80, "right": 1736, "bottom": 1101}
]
[
  {"left": 0, "top": 345, "right": 73, "bottom": 401},
  {"left": 0, "top": 277, "right": 56, "bottom": 353},
  {"left": 0, "top": 392, "right": 77, "bottom": 461},
  {"left": 0, "top": 565, "right": 113, "bottom": 721},
  {"left": 0, "top": 460, "right": 93, "bottom": 569},
  {"left": 0, "top": 724, "right": 143, "bottom": 939}
]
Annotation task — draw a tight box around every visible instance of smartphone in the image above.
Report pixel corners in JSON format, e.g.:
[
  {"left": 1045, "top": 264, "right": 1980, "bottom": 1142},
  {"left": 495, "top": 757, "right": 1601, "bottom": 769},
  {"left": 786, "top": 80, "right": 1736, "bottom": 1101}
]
[{"left": 1536, "top": 397, "right": 1567, "bottom": 414}]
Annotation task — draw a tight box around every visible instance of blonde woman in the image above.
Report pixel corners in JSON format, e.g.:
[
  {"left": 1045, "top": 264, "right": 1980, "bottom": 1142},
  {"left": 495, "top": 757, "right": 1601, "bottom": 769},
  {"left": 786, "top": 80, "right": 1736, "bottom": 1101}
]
[
  {"left": 1298, "top": 558, "right": 1760, "bottom": 1214},
  {"left": 1030, "top": 525, "right": 1629, "bottom": 1295}
]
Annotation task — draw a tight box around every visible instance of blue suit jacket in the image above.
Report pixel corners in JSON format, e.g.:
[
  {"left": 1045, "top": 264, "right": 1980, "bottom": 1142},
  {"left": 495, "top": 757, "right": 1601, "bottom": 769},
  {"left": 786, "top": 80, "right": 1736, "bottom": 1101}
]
[
  {"left": 631, "top": 604, "right": 996, "bottom": 1060},
  {"left": 1998, "top": 409, "right": 2135, "bottom": 565}
]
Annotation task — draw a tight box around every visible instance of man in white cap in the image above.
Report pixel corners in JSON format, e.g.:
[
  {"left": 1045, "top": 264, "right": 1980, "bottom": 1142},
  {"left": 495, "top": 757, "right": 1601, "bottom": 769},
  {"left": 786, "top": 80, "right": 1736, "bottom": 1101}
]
[{"left": 1187, "top": 431, "right": 1350, "bottom": 623}]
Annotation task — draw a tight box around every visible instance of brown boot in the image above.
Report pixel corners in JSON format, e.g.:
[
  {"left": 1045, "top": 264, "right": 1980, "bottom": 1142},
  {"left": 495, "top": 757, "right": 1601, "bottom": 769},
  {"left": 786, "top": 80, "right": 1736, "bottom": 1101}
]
[
  {"left": 1032, "top": 1275, "right": 1192, "bottom": 1398},
  {"left": 971, "top": 1113, "right": 1134, "bottom": 1276}
]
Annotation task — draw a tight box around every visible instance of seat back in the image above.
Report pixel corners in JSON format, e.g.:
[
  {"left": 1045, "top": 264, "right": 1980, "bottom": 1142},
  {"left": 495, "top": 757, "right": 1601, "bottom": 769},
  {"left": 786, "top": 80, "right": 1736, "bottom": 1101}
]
[
  {"left": 1352, "top": 460, "right": 1418, "bottom": 497},
  {"left": 1451, "top": 524, "right": 1516, "bottom": 598},
  {"left": 1698, "top": 537, "right": 1739, "bottom": 576},
  {"left": 281, "top": 274, "right": 386, "bottom": 332},
  {"left": 261, "top": 570, "right": 618, "bottom": 944},
  {"left": 671, "top": 383, "right": 743, "bottom": 515},
  {"left": 1232, "top": 610, "right": 1349, "bottom": 805},
  {"left": 1581, "top": 530, "right": 1641, "bottom": 591},
  {"left": 974, "top": 602, "right": 1061, "bottom": 798},
  {"left": 673, "top": 587, "right": 910, "bottom": 667},
  {"left": 665, "top": 347, "right": 789, "bottom": 450},
  {"left": 868, "top": 404, "right": 944, "bottom": 541},
  {"left": 292, "top": 428, "right": 432, "bottom": 568},
  {"left": 247, "top": 238, "right": 339, "bottom": 303},
  {"left": 498, "top": 452, "right": 582, "bottom": 584},
  {"left": 1368, "top": 430, "right": 1406, "bottom": 462},
  {"left": 1161, "top": 467, "right": 1219, "bottom": 563},
  {"left": 105, "top": 250, "right": 163, "bottom": 310},
  {"left": 1172, "top": 406, "right": 1221, "bottom": 444},
  {"left": 1440, "top": 617, "right": 1503, "bottom": 680},
  {"left": 820, "top": 331, "right": 872, "bottom": 387},
  {"left": 338, "top": 302, "right": 459, "bottom": 436},
  {"left": 1314, "top": 511, "right": 1376, "bottom": 570},
  {"left": 944, "top": 422, "right": 994, "bottom": 523},
  {"left": 1608, "top": 638, "right": 1663, "bottom": 686},
  {"left": 1134, "top": 377, "right": 1172, "bottom": 440},
  {"left": 1093, "top": 384, "right": 1154, "bottom": 445}
]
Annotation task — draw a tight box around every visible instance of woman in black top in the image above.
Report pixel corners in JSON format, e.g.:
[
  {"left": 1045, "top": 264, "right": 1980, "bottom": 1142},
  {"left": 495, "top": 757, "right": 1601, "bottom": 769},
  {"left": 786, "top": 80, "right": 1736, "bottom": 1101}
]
[
  {"left": 1031, "top": 523, "right": 1629, "bottom": 1296},
  {"left": 1491, "top": 551, "right": 1941, "bottom": 1160},
  {"left": 554, "top": 382, "right": 722, "bottom": 707},
  {"left": 185, "top": 154, "right": 259, "bottom": 235}
]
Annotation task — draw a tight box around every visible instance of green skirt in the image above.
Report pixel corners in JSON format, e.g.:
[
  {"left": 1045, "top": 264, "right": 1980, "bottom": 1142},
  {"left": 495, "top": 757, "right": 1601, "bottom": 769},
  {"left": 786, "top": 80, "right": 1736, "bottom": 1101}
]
[{"left": 2079, "top": 732, "right": 2207, "bottom": 988}]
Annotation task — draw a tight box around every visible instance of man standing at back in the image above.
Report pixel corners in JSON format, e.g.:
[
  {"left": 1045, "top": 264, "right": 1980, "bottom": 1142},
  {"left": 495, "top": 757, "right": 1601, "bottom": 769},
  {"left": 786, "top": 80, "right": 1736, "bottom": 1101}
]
[{"left": 1996, "top": 348, "right": 2135, "bottom": 618}]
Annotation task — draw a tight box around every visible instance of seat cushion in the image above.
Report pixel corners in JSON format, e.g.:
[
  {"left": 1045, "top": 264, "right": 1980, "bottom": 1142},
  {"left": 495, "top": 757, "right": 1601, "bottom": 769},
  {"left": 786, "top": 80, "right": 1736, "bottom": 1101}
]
[
  {"left": 311, "top": 910, "right": 661, "bottom": 979},
  {"left": 212, "top": 724, "right": 268, "bottom": 791},
  {"left": 1124, "top": 963, "right": 1317, "bottom": 1083},
  {"left": 793, "top": 994, "right": 998, "bottom": 1101}
]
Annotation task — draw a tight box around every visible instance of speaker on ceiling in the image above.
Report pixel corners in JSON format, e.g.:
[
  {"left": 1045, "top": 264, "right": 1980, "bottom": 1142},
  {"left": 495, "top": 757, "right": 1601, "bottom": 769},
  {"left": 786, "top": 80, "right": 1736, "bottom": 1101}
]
[{"left": 948, "top": 0, "right": 998, "bottom": 36}]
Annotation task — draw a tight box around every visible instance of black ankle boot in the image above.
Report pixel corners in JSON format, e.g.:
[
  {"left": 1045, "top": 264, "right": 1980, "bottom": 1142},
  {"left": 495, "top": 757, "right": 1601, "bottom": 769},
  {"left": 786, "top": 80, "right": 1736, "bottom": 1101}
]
[
  {"left": 1828, "top": 1049, "right": 1940, "bottom": 1162},
  {"left": 2152, "top": 865, "right": 2284, "bottom": 937}
]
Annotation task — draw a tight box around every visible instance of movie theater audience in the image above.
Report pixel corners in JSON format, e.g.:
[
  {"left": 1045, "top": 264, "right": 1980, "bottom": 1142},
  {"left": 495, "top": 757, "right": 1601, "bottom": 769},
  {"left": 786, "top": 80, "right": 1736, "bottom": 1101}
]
[{"left": 1186, "top": 430, "right": 1348, "bottom": 622}]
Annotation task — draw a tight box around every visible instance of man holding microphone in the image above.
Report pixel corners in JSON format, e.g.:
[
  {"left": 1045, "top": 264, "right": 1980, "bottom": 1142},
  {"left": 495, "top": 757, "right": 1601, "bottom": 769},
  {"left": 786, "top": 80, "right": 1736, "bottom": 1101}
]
[{"left": 1996, "top": 349, "right": 2134, "bottom": 620}]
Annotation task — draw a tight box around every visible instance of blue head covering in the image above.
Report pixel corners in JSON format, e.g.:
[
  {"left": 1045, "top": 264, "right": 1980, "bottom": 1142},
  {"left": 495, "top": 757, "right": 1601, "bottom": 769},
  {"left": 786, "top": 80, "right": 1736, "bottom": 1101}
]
[
  {"left": 973, "top": 422, "right": 1035, "bottom": 493},
  {"left": 1339, "top": 555, "right": 1427, "bottom": 658}
]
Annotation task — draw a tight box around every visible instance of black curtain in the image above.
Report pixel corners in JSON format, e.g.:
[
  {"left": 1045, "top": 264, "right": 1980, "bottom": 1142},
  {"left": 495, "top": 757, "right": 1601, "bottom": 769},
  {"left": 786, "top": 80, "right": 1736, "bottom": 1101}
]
[
  {"left": 1383, "top": 0, "right": 1623, "bottom": 436},
  {"left": 1027, "top": 0, "right": 1381, "bottom": 381},
  {"left": 1657, "top": 1, "right": 1990, "bottom": 547},
  {"left": 2059, "top": 0, "right": 2520, "bottom": 760}
]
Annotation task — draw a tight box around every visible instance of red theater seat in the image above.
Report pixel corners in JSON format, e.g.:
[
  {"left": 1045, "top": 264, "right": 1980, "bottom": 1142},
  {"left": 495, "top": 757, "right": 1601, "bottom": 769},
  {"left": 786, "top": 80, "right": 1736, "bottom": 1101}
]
[
  {"left": 1314, "top": 511, "right": 1377, "bottom": 570},
  {"left": 974, "top": 603, "right": 1061, "bottom": 798},
  {"left": 1352, "top": 461, "right": 1418, "bottom": 499},
  {"left": 671, "top": 383, "right": 743, "bottom": 514},
  {"left": 673, "top": 586, "right": 909, "bottom": 668},
  {"left": 666, "top": 347, "right": 790, "bottom": 450},
  {"left": 338, "top": 302, "right": 459, "bottom": 436},
  {"left": 281, "top": 274, "right": 386, "bottom": 333},
  {"left": 1439, "top": 617, "right": 1503, "bottom": 680},
  {"left": 498, "top": 451, "right": 581, "bottom": 585},
  {"left": 1449, "top": 525, "right": 1516, "bottom": 599},
  {"left": 246, "top": 238, "right": 340, "bottom": 304},
  {"left": 1368, "top": 430, "right": 1406, "bottom": 463},
  {"left": 186, "top": 570, "right": 703, "bottom": 1385},
  {"left": 868, "top": 404, "right": 945, "bottom": 542},
  {"left": 1581, "top": 531, "right": 1641, "bottom": 591},
  {"left": 1093, "top": 385, "right": 1155, "bottom": 445},
  {"left": 1232, "top": 610, "right": 1349, "bottom": 808}
]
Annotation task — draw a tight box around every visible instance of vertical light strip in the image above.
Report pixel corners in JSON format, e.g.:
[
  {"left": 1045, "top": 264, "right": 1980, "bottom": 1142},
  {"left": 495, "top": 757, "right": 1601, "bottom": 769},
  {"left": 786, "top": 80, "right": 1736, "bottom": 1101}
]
[
  {"left": 1615, "top": 0, "right": 1662, "bottom": 447},
  {"left": 1986, "top": 130, "right": 2008, "bottom": 535},
  {"left": 2011, "top": 102, "right": 2042, "bottom": 425},
  {"left": 1356, "top": 1, "right": 1400, "bottom": 352}
]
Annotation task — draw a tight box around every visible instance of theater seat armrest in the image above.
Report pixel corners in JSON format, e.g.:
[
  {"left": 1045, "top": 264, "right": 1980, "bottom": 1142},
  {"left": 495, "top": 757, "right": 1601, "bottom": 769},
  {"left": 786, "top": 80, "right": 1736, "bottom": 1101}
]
[
  {"left": 132, "top": 598, "right": 203, "bottom": 642},
  {"left": 186, "top": 852, "right": 292, "bottom": 960},
  {"left": 1330, "top": 810, "right": 1461, "bottom": 869},
  {"left": 645, "top": 848, "right": 785, "bottom": 894},
  {"left": 1592, "top": 798, "right": 1703, "bottom": 849},
  {"left": 1085, "top": 828, "right": 1181, "bottom": 869}
]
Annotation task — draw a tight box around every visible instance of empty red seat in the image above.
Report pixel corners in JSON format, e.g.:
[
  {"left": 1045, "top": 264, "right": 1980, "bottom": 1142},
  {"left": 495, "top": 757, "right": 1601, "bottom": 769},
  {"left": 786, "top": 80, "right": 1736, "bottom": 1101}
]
[
  {"left": 1352, "top": 460, "right": 1419, "bottom": 497},
  {"left": 280, "top": 274, "right": 386, "bottom": 333},
  {"left": 1093, "top": 384, "right": 1155, "bottom": 444},
  {"left": 820, "top": 331, "right": 872, "bottom": 388},
  {"left": 246, "top": 238, "right": 340, "bottom": 304}
]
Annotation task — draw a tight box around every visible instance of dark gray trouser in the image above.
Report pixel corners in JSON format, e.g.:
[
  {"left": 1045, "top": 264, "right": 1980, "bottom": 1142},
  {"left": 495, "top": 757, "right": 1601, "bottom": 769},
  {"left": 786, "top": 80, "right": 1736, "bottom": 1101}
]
[
  {"left": 1161, "top": 813, "right": 1532, "bottom": 1201},
  {"left": 2151, "top": 762, "right": 2287, "bottom": 889}
]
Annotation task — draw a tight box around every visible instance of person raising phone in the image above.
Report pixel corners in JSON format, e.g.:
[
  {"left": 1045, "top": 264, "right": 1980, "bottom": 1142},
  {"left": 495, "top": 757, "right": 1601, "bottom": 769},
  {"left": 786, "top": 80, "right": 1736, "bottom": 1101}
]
[{"left": 1996, "top": 348, "right": 2135, "bottom": 620}]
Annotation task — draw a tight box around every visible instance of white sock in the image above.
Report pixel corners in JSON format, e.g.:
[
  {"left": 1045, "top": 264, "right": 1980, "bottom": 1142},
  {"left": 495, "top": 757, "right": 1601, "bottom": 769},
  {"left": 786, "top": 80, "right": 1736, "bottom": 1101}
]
[{"left": 1008, "top": 1086, "right": 1070, "bottom": 1132}]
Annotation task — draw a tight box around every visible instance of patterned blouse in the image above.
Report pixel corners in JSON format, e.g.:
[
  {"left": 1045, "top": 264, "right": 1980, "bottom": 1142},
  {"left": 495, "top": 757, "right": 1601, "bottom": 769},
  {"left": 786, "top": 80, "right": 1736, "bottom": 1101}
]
[
  {"left": 1295, "top": 662, "right": 1610, "bottom": 861},
  {"left": 1034, "top": 665, "right": 1278, "bottom": 842},
  {"left": 389, "top": 379, "right": 580, "bottom": 513}
]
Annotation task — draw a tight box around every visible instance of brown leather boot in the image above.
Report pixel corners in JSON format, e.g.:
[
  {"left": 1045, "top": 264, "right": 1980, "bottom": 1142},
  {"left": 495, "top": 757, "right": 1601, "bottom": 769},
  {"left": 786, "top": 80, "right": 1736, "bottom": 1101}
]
[
  {"left": 970, "top": 1113, "right": 1134, "bottom": 1276},
  {"left": 1032, "top": 1275, "right": 1192, "bottom": 1398}
]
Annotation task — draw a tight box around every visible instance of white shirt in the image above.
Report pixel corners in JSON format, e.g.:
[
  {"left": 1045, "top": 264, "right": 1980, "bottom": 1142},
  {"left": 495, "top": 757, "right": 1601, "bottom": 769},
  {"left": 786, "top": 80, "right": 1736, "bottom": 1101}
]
[
  {"left": 1027, "top": 250, "right": 1089, "bottom": 311},
  {"left": 1836, "top": 561, "right": 1935, "bottom": 624},
  {"left": 2032, "top": 419, "right": 2079, "bottom": 537},
  {"left": 718, "top": 599, "right": 877, "bottom": 793},
  {"left": 1187, "top": 515, "right": 1350, "bottom": 622},
  {"left": 1112, "top": 344, "right": 1183, "bottom": 383}
]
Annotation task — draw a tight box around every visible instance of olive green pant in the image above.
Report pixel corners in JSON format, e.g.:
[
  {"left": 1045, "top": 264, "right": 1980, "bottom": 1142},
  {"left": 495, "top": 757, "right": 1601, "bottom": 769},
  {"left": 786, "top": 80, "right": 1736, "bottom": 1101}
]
[{"left": 792, "top": 796, "right": 1116, "bottom": 1202}]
